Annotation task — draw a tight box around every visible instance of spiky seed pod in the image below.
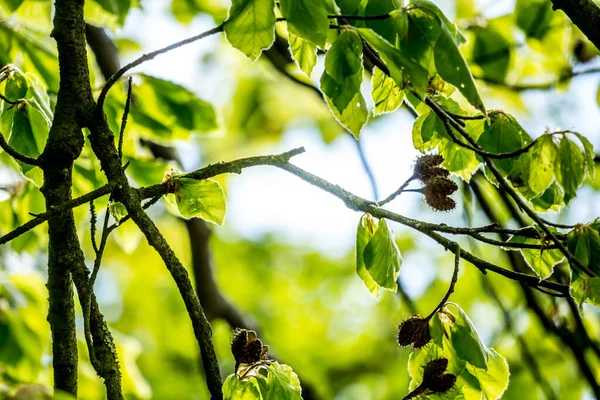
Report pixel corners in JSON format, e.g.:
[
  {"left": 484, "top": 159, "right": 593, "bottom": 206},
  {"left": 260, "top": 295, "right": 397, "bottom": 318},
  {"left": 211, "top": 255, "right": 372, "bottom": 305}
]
[
  {"left": 423, "top": 176, "right": 458, "bottom": 196},
  {"left": 423, "top": 358, "right": 449, "bottom": 379},
  {"left": 238, "top": 339, "right": 264, "bottom": 364},
  {"left": 428, "top": 373, "right": 457, "bottom": 394},
  {"left": 421, "top": 177, "right": 458, "bottom": 212},
  {"left": 397, "top": 315, "right": 431, "bottom": 348},
  {"left": 414, "top": 155, "right": 446, "bottom": 183},
  {"left": 418, "top": 166, "right": 450, "bottom": 184}
]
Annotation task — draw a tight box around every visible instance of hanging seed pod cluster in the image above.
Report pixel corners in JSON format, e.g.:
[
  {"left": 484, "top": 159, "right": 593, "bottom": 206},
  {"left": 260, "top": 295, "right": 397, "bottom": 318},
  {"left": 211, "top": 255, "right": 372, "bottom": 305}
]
[{"left": 414, "top": 155, "right": 458, "bottom": 211}]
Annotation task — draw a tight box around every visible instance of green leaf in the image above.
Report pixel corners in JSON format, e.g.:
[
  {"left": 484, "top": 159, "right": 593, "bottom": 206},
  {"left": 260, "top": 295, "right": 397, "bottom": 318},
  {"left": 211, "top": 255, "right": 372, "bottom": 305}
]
[
  {"left": 8, "top": 104, "right": 49, "bottom": 174},
  {"left": 279, "top": 0, "right": 329, "bottom": 48},
  {"left": 326, "top": 92, "right": 368, "bottom": 139},
  {"left": 410, "top": 0, "right": 466, "bottom": 44},
  {"left": 390, "top": 10, "right": 408, "bottom": 40},
  {"left": 289, "top": 33, "right": 317, "bottom": 78},
  {"left": 450, "top": 304, "right": 489, "bottom": 369},
  {"left": 515, "top": 0, "right": 554, "bottom": 38},
  {"left": 572, "top": 276, "right": 600, "bottom": 308},
  {"left": 258, "top": 362, "right": 303, "bottom": 400},
  {"left": 477, "top": 117, "right": 522, "bottom": 174},
  {"left": 5, "top": 69, "right": 28, "bottom": 99},
  {"left": 556, "top": 136, "right": 585, "bottom": 204},
  {"left": 465, "top": 348, "right": 509, "bottom": 400},
  {"left": 362, "top": 218, "right": 402, "bottom": 292},
  {"left": 567, "top": 225, "right": 600, "bottom": 275},
  {"left": 358, "top": 28, "right": 429, "bottom": 96},
  {"left": 131, "top": 75, "right": 218, "bottom": 139},
  {"left": 506, "top": 235, "right": 564, "bottom": 279},
  {"left": 401, "top": 9, "right": 440, "bottom": 77},
  {"left": 174, "top": 178, "right": 227, "bottom": 226},
  {"left": 471, "top": 27, "right": 511, "bottom": 82},
  {"left": 109, "top": 201, "right": 128, "bottom": 222},
  {"left": 223, "top": 374, "right": 262, "bottom": 399},
  {"left": 531, "top": 183, "right": 565, "bottom": 212},
  {"left": 441, "top": 141, "right": 480, "bottom": 181},
  {"left": 356, "top": 214, "right": 381, "bottom": 298},
  {"left": 528, "top": 135, "right": 557, "bottom": 195},
  {"left": 364, "top": 0, "right": 399, "bottom": 43},
  {"left": 571, "top": 132, "right": 595, "bottom": 179},
  {"left": 434, "top": 23, "right": 485, "bottom": 113},
  {"left": 371, "top": 67, "right": 403, "bottom": 116},
  {"left": 320, "top": 31, "right": 364, "bottom": 114},
  {"left": 224, "top": 0, "right": 276, "bottom": 61}
]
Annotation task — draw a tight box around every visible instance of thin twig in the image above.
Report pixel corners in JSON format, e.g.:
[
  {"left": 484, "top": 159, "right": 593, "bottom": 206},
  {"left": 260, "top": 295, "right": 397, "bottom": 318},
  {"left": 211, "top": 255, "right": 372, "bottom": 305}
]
[
  {"left": 378, "top": 174, "right": 417, "bottom": 206},
  {"left": 118, "top": 77, "right": 133, "bottom": 162},
  {"left": 0, "top": 131, "right": 41, "bottom": 166},
  {"left": 97, "top": 24, "right": 224, "bottom": 110},
  {"left": 425, "top": 248, "right": 460, "bottom": 321},
  {"left": 90, "top": 200, "right": 98, "bottom": 254},
  {"left": 0, "top": 93, "right": 18, "bottom": 105},
  {"left": 0, "top": 184, "right": 112, "bottom": 245},
  {"left": 425, "top": 97, "right": 596, "bottom": 278}
]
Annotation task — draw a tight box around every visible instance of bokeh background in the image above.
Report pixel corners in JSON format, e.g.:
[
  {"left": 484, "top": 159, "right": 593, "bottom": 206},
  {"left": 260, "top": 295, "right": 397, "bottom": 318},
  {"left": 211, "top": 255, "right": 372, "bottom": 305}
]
[{"left": 1, "top": 0, "right": 600, "bottom": 399}]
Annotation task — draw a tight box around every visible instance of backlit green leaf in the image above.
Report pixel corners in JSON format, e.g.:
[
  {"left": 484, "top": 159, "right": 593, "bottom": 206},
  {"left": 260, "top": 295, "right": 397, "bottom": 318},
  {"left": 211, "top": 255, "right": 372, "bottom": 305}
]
[
  {"left": 362, "top": 218, "right": 402, "bottom": 292},
  {"left": 556, "top": 137, "right": 585, "bottom": 204},
  {"left": 174, "top": 178, "right": 227, "bottom": 226},
  {"left": 450, "top": 304, "right": 489, "bottom": 369},
  {"left": 477, "top": 117, "right": 522, "bottom": 174},
  {"left": 358, "top": 28, "right": 429, "bottom": 96},
  {"left": 289, "top": 33, "right": 317, "bottom": 78},
  {"left": 506, "top": 235, "right": 563, "bottom": 279},
  {"left": 356, "top": 214, "right": 381, "bottom": 298},
  {"left": 224, "top": 0, "right": 276, "bottom": 61},
  {"left": 320, "top": 31, "right": 363, "bottom": 114},
  {"left": 465, "top": 348, "right": 509, "bottom": 400},
  {"left": 528, "top": 134, "right": 557, "bottom": 195},
  {"left": 279, "top": 0, "right": 329, "bottom": 48},
  {"left": 434, "top": 22, "right": 485, "bottom": 113},
  {"left": 371, "top": 67, "right": 403, "bottom": 116},
  {"left": 571, "top": 132, "right": 595, "bottom": 179},
  {"left": 326, "top": 92, "right": 368, "bottom": 139},
  {"left": 567, "top": 224, "right": 600, "bottom": 275}
]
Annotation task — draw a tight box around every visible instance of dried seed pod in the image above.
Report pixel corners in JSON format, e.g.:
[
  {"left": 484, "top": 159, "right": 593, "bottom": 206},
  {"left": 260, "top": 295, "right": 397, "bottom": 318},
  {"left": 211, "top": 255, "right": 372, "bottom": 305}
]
[
  {"left": 428, "top": 373, "right": 457, "bottom": 394},
  {"left": 421, "top": 177, "right": 458, "bottom": 212},
  {"left": 231, "top": 329, "right": 270, "bottom": 367},
  {"left": 418, "top": 166, "right": 450, "bottom": 184},
  {"left": 397, "top": 315, "right": 431, "bottom": 348},
  {"left": 231, "top": 329, "right": 249, "bottom": 360},
  {"left": 423, "top": 358, "right": 449, "bottom": 380},
  {"left": 414, "top": 155, "right": 447, "bottom": 183}
]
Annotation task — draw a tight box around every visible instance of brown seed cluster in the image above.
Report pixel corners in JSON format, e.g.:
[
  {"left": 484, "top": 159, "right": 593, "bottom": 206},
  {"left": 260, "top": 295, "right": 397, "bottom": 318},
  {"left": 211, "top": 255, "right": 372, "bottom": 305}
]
[
  {"left": 422, "top": 358, "right": 457, "bottom": 394},
  {"left": 414, "top": 155, "right": 457, "bottom": 212},
  {"left": 231, "top": 329, "right": 270, "bottom": 369},
  {"left": 397, "top": 315, "right": 431, "bottom": 349}
]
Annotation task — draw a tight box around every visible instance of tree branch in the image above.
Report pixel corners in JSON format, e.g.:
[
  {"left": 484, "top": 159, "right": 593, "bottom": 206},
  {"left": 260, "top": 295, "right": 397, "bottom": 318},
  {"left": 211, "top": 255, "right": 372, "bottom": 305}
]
[
  {"left": 0, "top": 131, "right": 41, "bottom": 166},
  {"left": 96, "top": 24, "right": 224, "bottom": 110},
  {"left": 550, "top": 0, "right": 600, "bottom": 51}
]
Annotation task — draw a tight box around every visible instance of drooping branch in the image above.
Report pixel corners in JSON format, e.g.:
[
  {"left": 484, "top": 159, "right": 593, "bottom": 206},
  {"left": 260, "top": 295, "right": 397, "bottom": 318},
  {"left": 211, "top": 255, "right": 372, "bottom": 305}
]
[
  {"left": 423, "top": 97, "right": 596, "bottom": 277},
  {"left": 96, "top": 24, "right": 224, "bottom": 110},
  {"left": 470, "top": 175, "right": 600, "bottom": 398},
  {"left": 550, "top": 0, "right": 600, "bottom": 51},
  {"left": 0, "top": 131, "right": 41, "bottom": 166}
]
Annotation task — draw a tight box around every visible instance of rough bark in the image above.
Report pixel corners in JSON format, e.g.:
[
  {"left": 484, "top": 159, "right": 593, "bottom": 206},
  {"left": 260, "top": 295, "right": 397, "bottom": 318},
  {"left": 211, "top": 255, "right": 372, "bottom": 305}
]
[{"left": 39, "top": 0, "right": 123, "bottom": 397}]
